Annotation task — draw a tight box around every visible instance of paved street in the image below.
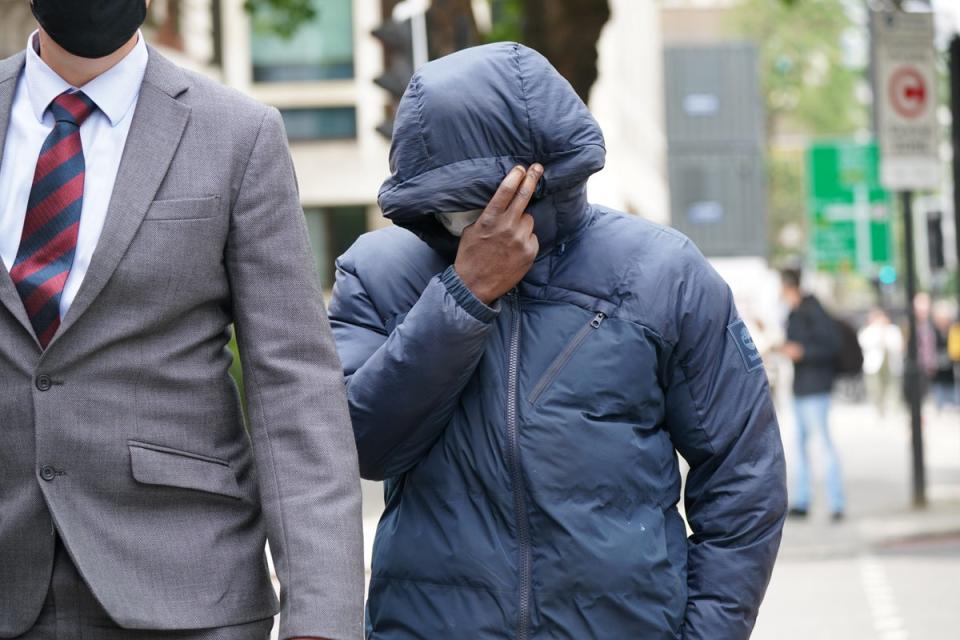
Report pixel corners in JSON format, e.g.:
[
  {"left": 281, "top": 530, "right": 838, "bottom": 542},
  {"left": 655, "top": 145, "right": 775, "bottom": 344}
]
[
  {"left": 753, "top": 397, "right": 960, "bottom": 640},
  {"left": 755, "top": 534, "right": 960, "bottom": 640}
]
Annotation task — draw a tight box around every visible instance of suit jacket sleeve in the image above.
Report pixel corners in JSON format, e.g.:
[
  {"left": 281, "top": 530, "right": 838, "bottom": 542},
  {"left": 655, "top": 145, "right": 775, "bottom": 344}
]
[
  {"left": 225, "top": 107, "right": 364, "bottom": 640},
  {"left": 328, "top": 257, "right": 498, "bottom": 481},
  {"left": 662, "top": 246, "right": 787, "bottom": 640}
]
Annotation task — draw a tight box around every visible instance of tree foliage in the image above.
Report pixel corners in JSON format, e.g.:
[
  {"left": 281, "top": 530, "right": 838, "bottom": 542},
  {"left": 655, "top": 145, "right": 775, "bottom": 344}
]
[
  {"left": 731, "top": 0, "right": 867, "bottom": 261},
  {"left": 244, "top": 0, "right": 317, "bottom": 39},
  {"left": 733, "top": 0, "right": 865, "bottom": 137},
  {"left": 487, "top": 0, "right": 609, "bottom": 103},
  {"left": 425, "top": 0, "right": 482, "bottom": 59}
]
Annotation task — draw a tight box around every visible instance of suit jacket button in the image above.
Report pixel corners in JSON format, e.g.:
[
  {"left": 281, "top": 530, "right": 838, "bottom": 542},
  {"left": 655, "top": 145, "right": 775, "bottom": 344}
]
[
  {"left": 40, "top": 466, "right": 57, "bottom": 481},
  {"left": 36, "top": 375, "right": 52, "bottom": 391}
]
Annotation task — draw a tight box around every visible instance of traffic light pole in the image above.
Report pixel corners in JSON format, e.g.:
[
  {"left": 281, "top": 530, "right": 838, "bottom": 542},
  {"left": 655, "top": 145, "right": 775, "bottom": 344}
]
[
  {"left": 950, "top": 36, "right": 960, "bottom": 311},
  {"left": 410, "top": 9, "right": 428, "bottom": 69},
  {"left": 373, "top": 0, "right": 429, "bottom": 140},
  {"left": 901, "top": 190, "right": 927, "bottom": 508}
]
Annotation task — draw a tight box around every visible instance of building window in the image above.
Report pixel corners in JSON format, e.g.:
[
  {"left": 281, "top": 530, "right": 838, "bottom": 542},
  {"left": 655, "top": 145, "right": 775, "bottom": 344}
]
[
  {"left": 303, "top": 206, "right": 368, "bottom": 289},
  {"left": 280, "top": 107, "right": 357, "bottom": 141},
  {"left": 250, "top": 0, "right": 354, "bottom": 82}
]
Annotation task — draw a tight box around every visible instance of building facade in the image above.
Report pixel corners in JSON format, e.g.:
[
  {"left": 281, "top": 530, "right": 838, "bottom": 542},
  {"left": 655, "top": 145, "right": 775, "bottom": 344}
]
[
  {"left": 1, "top": 0, "right": 673, "bottom": 287},
  {"left": 217, "top": 0, "right": 390, "bottom": 290}
]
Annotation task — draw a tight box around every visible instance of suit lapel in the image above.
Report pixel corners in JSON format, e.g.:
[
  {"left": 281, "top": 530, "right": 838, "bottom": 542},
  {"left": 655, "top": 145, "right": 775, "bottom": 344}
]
[
  {"left": 0, "top": 52, "right": 38, "bottom": 342},
  {"left": 52, "top": 49, "right": 191, "bottom": 346}
]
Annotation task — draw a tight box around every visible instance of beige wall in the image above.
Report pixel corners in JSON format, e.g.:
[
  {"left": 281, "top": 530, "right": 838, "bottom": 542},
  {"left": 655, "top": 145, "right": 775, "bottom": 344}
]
[
  {"left": 587, "top": 0, "right": 669, "bottom": 223},
  {"left": 661, "top": 7, "right": 737, "bottom": 46}
]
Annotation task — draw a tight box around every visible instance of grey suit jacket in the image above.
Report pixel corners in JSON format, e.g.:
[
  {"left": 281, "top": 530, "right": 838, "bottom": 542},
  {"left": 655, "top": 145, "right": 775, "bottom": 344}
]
[{"left": 0, "top": 47, "right": 363, "bottom": 640}]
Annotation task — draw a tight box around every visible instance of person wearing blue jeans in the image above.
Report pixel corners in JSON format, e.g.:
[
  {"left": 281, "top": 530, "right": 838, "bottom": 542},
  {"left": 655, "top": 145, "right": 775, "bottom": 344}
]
[
  {"left": 781, "top": 269, "right": 845, "bottom": 521},
  {"left": 792, "top": 392, "right": 845, "bottom": 517}
]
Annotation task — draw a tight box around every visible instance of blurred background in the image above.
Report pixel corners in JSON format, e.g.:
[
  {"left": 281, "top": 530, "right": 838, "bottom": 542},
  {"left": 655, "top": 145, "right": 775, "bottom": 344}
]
[{"left": 3, "top": 0, "right": 960, "bottom": 637}]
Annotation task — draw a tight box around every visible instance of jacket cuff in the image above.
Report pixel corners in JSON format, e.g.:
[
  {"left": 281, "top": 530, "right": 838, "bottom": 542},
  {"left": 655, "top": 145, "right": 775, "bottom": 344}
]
[{"left": 440, "top": 266, "right": 499, "bottom": 324}]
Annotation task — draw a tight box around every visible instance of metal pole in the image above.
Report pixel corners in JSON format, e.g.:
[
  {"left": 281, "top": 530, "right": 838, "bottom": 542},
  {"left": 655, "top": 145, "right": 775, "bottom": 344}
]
[
  {"left": 901, "top": 190, "right": 926, "bottom": 507},
  {"left": 949, "top": 36, "right": 960, "bottom": 468},
  {"left": 393, "top": 0, "right": 429, "bottom": 69},
  {"left": 868, "top": 3, "right": 878, "bottom": 137},
  {"left": 411, "top": 10, "right": 429, "bottom": 70},
  {"left": 950, "top": 36, "right": 960, "bottom": 309}
]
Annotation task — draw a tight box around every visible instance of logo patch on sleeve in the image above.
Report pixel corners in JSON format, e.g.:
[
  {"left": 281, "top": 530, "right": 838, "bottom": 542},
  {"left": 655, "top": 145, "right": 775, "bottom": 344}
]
[{"left": 728, "top": 319, "right": 764, "bottom": 372}]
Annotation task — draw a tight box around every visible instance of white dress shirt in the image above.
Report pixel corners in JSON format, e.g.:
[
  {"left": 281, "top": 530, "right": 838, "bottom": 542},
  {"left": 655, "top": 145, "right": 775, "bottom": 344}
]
[{"left": 0, "top": 31, "right": 148, "bottom": 320}]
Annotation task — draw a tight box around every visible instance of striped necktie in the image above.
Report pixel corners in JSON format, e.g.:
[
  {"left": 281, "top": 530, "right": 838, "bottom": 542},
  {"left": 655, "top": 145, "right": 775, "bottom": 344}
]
[{"left": 10, "top": 90, "right": 97, "bottom": 348}]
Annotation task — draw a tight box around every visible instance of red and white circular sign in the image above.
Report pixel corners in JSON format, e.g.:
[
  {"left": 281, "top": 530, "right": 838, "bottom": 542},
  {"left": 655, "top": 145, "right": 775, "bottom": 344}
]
[{"left": 887, "top": 65, "right": 927, "bottom": 119}]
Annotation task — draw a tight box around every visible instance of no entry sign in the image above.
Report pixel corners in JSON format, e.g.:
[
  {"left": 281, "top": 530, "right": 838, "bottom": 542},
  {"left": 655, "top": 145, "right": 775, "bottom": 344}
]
[
  {"left": 872, "top": 11, "right": 940, "bottom": 190},
  {"left": 888, "top": 66, "right": 927, "bottom": 118}
]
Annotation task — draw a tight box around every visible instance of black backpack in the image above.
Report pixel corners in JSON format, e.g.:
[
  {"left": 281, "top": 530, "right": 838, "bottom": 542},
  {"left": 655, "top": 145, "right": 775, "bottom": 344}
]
[{"left": 833, "top": 318, "right": 864, "bottom": 376}]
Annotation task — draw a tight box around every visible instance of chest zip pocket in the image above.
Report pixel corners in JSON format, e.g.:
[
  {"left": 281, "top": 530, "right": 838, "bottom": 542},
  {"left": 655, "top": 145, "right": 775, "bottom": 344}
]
[{"left": 527, "top": 311, "right": 606, "bottom": 405}]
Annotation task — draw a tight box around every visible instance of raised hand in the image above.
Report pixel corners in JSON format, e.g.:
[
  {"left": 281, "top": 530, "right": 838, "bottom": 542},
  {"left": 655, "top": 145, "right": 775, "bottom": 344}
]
[{"left": 454, "top": 164, "right": 543, "bottom": 305}]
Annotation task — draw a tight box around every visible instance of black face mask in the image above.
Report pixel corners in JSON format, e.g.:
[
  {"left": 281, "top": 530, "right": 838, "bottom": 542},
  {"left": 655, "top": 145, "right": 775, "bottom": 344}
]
[{"left": 31, "top": 0, "right": 147, "bottom": 59}]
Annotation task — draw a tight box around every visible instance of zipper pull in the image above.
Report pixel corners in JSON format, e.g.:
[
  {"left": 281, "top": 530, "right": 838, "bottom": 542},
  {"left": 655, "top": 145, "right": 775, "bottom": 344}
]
[{"left": 591, "top": 312, "right": 606, "bottom": 329}]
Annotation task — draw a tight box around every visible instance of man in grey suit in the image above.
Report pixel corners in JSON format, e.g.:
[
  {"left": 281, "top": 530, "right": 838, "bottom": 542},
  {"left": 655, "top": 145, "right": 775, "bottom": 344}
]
[{"left": 0, "top": 2, "right": 364, "bottom": 639}]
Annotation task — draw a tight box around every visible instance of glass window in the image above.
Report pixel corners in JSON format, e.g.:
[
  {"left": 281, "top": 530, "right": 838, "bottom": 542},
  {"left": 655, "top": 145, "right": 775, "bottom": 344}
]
[
  {"left": 251, "top": 0, "right": 354, "bottom": 82},
  {"left": 280, "top": 107, "right": 357, "bottom": 141},
  {"left": 303, "top": 206, "right": 368, "bottom": 289}
]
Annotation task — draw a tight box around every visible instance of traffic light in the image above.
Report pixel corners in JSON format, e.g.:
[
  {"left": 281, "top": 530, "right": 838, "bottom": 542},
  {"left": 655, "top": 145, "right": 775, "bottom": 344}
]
[
  {"left": 927, "top": 210, "right": 945, "bottom": 270},
  {"left": 372, "top": 18, "right": 415, "bottom": 140}
]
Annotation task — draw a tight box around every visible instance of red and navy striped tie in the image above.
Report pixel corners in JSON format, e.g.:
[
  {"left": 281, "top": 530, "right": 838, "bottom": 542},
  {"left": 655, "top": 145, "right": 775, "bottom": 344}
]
[{"left": 10, "top": 91, "right": 97, "bottom": 348}]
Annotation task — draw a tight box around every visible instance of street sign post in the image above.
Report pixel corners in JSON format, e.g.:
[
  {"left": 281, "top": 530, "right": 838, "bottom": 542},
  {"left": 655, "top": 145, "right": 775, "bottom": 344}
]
[
  {"left": 806, "top": 141, "right": 893, "bottom": 276},
  {"left": 872, "top": 9, "right": 940, "bottom": 508},
  {"left": 873, "top": 10, "right": 939, "bottom": 190}
]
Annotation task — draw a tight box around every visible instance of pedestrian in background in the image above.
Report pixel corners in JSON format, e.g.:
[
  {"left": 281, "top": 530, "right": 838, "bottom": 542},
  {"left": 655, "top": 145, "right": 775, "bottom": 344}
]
[
  {"left": 780, "top": 268, "right": 846, "bottom": 521},
  {"left": 912, "top": 292, "right": 938, "bottom": 402},
  {"left": 858, "top": 308, "right": 903, "bottom": 417},
  {"left": 931, "top": 301, "right": 959, "bottom": 410},
  {"left": 949, "top": 308, "right": 960, "bottom": 405}
]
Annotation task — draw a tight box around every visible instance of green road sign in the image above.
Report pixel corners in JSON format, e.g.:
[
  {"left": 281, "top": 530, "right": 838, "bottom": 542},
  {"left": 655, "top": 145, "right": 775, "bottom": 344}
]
[{"left": 806, "top": 141, "right": 893, "bottom": 275}]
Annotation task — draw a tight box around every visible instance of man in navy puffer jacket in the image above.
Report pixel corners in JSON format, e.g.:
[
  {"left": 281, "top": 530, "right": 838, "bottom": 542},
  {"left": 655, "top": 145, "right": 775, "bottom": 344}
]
[{"left": 329, "top": 42, "right": 787, "bottom": 639}]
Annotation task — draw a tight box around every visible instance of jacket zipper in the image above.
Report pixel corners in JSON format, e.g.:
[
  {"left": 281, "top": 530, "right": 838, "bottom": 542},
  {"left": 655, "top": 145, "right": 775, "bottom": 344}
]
[
  {"left": 527, "top": 312, "right": 606, "bottom": 405},
  {"left": 506, "top": 291, "right": 532, "bottom": 640}
]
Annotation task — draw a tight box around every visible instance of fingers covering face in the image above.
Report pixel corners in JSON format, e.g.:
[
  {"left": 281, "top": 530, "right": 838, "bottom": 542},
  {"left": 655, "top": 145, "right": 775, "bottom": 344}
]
[
  {"left": 485, "top": 166, "right": 527, "bottom": 217},
  {"left": 508, "top": 164, "right": 543, "bottom": 218},
  {"left": 483, "top": 163, "right": 544, "bottom": 220}
]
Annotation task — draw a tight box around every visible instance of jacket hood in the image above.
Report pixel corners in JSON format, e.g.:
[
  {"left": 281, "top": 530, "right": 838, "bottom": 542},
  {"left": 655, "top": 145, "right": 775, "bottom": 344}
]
[{"left": 378, "top": 42, "right": 606, "bottom": 258}]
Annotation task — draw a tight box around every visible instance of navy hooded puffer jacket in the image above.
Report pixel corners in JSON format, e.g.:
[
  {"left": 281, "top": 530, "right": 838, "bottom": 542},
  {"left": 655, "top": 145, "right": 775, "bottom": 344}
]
[{"left": 329, "top": 43, "right": 787, "bottom": 640}]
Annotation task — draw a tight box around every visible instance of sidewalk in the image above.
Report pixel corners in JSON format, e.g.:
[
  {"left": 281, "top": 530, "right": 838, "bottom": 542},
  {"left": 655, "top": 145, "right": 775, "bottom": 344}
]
[
  {"left": 775, "top": 397, "right": 960, "bottom": 560},
  {"left": 753, "top": 397, "right": 960, "bottom": 640}
]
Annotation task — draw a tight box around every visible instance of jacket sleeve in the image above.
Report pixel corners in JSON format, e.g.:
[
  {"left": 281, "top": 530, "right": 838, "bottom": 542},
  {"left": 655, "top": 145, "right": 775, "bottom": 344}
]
[
  {"left": 661, "top": 249, "right": 787, "bottom": 640},
  {"left": 328, "top": 258, "right": 498, "bottom": 481},
  {"left": 225, "top": 107, "right": 364, "bottom": 640}
]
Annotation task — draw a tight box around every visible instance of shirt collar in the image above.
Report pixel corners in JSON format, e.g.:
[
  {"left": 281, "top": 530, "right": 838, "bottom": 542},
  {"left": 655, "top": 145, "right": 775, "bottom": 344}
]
[{"left": 24, "top": 30, "right": 149, "bottom": 127}]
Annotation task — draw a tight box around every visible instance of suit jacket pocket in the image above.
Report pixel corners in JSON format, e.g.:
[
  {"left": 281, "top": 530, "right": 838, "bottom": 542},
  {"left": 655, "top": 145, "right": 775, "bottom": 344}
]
[
  {"left": 144, "top": 195, "right": 220, "bottom": 221},
  {"left": 128, "top": 440, "right": 243, "bottom": 499}
]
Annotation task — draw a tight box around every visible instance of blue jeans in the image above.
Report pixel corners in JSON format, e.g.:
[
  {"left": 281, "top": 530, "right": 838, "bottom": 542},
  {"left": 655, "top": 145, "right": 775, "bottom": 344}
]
[
  {"left": 932, "top": 381, "right": 959, "bottom": 410},
  {"left": 792, "top": 393, "right": 845, "bottom": 513}
]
